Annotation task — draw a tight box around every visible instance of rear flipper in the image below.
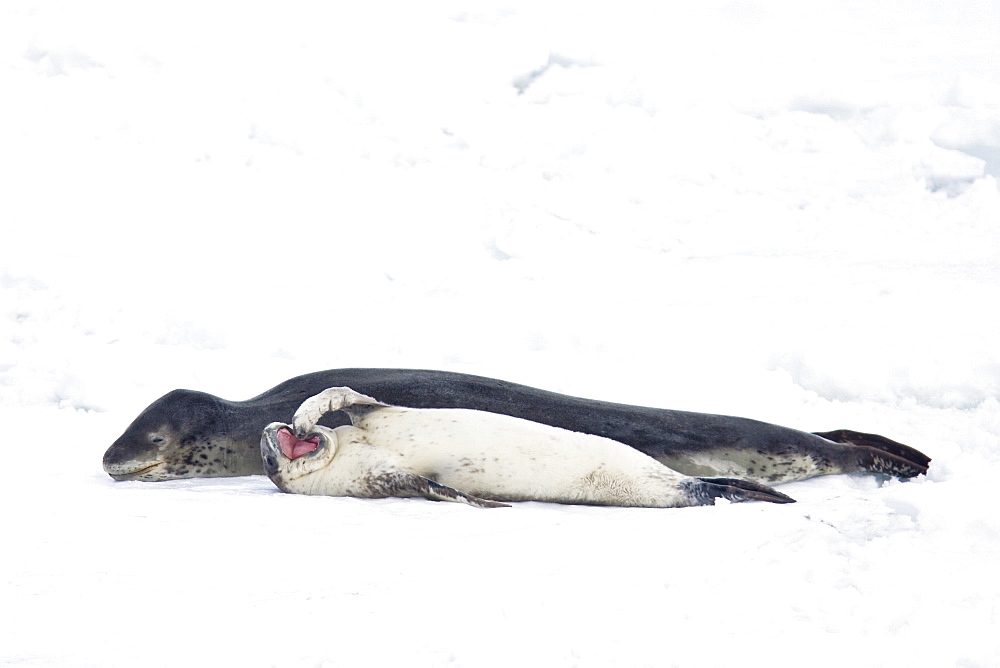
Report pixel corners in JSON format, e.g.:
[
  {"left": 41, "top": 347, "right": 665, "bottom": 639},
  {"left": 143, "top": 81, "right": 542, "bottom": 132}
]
[
  {"left": 686, "top": 477, "right": 796, "bottom": 506},
  {"left": 813, "top": 429, "right": 930, "bottom": 478}
]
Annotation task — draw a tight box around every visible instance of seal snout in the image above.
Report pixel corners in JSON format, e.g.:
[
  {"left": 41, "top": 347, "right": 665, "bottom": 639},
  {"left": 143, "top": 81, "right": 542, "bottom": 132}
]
[
  {"left": 276, "top": 427, "right": 321, "bottom": 460},
  {"left": 104, "top": 461, "right": 164, "bottom": 481}
]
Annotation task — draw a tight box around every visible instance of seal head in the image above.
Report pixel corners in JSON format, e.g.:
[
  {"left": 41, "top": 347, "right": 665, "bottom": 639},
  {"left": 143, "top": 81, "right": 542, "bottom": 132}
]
[{"left": 103, "top": 389, "right": 258, "bottom": 481}]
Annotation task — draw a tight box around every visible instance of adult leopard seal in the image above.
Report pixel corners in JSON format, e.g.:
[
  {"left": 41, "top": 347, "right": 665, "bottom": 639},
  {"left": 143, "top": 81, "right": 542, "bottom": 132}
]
[
  {"left": 103, "top": 368, "right": 930, "bottom": 483},
  {"left": 260, "top": 386, "right": 796, "bottom": 508}
]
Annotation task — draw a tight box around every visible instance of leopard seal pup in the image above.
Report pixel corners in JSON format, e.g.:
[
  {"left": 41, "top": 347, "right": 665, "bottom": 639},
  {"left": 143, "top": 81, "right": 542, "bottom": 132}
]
[
  {"left": 103, "top": 368, "right": 930, "bottom": 483},
  {"left": 260, "top": 386, "right": 796, "bottom": 508}
]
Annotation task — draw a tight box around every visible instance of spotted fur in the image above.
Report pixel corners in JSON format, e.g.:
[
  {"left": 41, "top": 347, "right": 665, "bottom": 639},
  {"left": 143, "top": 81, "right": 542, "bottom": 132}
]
[{"left": 260, "top": 387, "right": 796, "bottom": 509}]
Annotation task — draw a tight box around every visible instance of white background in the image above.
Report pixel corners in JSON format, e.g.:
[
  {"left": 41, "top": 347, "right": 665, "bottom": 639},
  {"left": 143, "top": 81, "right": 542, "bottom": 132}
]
[{"left": 2, "top": 1, "right": 999, "bottom": 666}]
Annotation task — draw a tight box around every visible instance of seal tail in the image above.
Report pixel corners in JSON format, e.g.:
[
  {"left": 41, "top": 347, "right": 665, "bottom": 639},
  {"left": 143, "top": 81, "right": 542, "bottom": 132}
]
[
  {"left": 688, "top": 477, "right": 796, "bottom": 506},
  {"left": 813, "top": 429, "right": 930, "bottom": 478}
]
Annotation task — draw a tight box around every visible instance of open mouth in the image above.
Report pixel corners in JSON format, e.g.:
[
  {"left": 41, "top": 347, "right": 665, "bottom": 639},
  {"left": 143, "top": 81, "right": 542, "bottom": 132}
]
[{"left": 277, "top": 428, "right": 321, "bottom": 460}]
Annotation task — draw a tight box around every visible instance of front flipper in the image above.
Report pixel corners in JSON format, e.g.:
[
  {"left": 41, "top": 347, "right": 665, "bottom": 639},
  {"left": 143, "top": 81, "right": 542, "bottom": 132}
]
[
  {"left": 366, "top": 470, "right": 510, "bottom": 509},
  {"left": 686, "top": 477, "right": 796, "bottom": 506},
  {"left": 292, "top": 387, "right": 389, "bottom": 438},
  {"left": 813, "top": 429, "right": 930, "bottom": 478}
]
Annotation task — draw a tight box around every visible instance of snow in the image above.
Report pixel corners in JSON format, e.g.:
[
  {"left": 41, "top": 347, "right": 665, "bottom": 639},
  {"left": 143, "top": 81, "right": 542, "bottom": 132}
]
[{"left": 2, "top": 1, "right": 1000, "bottom": 665}]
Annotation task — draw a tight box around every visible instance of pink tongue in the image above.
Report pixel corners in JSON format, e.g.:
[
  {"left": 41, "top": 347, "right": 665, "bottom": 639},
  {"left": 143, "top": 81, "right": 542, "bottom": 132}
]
[{"left": 277, "top": 428, "right": 320, "bottom": 460}]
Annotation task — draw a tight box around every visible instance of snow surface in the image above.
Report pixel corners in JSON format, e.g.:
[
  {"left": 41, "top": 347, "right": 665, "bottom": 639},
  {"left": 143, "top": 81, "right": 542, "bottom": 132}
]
[{"left": 3, "top": 1, "right": 1000, "bottom": 666}]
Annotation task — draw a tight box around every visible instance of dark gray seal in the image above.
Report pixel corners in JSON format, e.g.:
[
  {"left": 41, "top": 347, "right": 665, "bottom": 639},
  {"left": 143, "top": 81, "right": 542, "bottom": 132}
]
[
  {"left": 258, "top": 386, "right": 796, "bottom": 508},
  {"left": 103, "top": 368, "right": 930, "bottom": 483}
]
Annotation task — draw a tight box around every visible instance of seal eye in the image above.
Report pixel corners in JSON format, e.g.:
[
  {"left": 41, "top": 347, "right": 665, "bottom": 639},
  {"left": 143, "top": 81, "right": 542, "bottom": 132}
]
[{"left": 150, "top": 436, "right": 165, "bottom": 445}]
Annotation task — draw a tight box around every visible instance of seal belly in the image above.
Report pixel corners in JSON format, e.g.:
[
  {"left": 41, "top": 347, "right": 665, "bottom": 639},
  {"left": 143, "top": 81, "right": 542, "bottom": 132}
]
[
  {"left": 353, "top": 406, "right": 693, "bottom": 505},
  {"left": 654, "top": 449, "right": 829, "bottom": 484}
]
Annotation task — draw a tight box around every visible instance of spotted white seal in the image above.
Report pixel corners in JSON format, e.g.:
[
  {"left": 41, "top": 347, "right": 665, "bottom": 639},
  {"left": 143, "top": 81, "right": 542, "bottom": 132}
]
[{"left": 259, "top": 386, "right": 796, "bottom": 509}]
